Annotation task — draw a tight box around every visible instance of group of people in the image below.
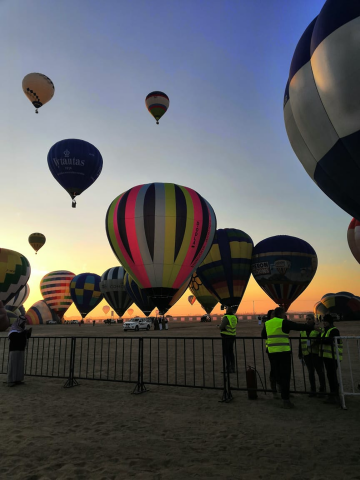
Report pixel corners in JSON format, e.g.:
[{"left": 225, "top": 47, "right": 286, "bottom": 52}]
[
  {"left": 153, "top": 316, "right": 168, "bottom": 331},
  {"left": 220, "top": 305, "right": 342, "bottom": 408}
]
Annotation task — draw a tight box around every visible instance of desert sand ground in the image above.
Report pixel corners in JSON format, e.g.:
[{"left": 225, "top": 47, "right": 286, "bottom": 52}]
[{"left": 1, "top": 320, "right": 360, "bottom": 479}]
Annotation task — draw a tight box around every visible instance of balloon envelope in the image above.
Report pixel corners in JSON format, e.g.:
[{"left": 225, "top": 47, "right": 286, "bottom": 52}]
[
  {"left": 40, "top": 270, "right": 75, "bottom": 320},
  {"left": 321, "top": 292, "right": 360, "bottom": 315},
  {"left": 0, "top": 248, "right": 31, "bottom": 305},
  {"left": 47, "top": 139, "right": 103, "bottom": 207},
  {"left": 347, "top": 218, "right": 360, "bottom": 264},
  {"left": 189, "top": 272, "right": 218, "bottom": 314},
  {"left": 188, "top": 295, "right": 196, "bottom": 305},
  {"left": 284, "top": 2, "right": 360, "bottom": 220},
  {"left": 22, "top": 73, "right": 54, "bottom": 112},
  {"left": 124, "top": 272, "right": 155, "bottom": 316},
  {"left": 102, "top": 305, "right": 110, "bottom": 315},
  {"left": 5, "top": 283, "right": 30, "bottom": 312},
  {"left": 105, "top": 183, "right": 216, "bottom": 313},
  {"left": 26, "top": 300, "right": 53, "bottom": 325},
  {"left": 145, "top": 91, "right": 169, "bottom": 124},
  {"left": 29, "top": 233, "right": 46, "bottom": 254},
  {"left": 127, "top": 309, "right": 134, "bottom": 316},
  {"left": 313, "top": 301, "right": 329, "bottom": 319},
  {"left": 252, "top": 235, "right": 318, "bottom": 312},
  {"left": 70, "top": 273, "right": 103, "bottom": 318},
  {"left": 100, "top": 267, "right": 133, "bottom": 317}
]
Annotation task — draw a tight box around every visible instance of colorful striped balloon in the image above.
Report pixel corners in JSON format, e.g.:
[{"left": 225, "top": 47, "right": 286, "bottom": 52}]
[
  {"left": 40, "top": 270, "right": 75, "bottom": 320},
  {"left": 6, "top": 283, "right": 30, "bottom": 312},
  {"left": 0, "top": 248, "right": 31, "bottom": 305},
  {"left": 321, "top": 292, "right": 360, "bottom": 316},
  {"left": 163, "top": 278, "right": 190, "bottom": 315},
  {"left": 189, "top": 272, "right": 218, "bottom": 314},
  {"left": 70, "top": 273, "right": 103, "bottom": 318},
  {"left": 197, "top": 229, "right": 253, "bottom": 310},
  {"left": 106, "top": 183, "right": 216, "bottom": 314},
  {"left": 100, "top": 267, "right": 133, "bottom": 317},
  {"left": 347, "top": 218, "right": 360, "bottom": 265},
  {"left": 28, "top": 232, "right": 46, "bottom": 254},
  {"left": 145, "top": 91, "right": 169, "bottom": 124},
  {"left": 26, "top": 300, "right": 53, "bottom": 325}
]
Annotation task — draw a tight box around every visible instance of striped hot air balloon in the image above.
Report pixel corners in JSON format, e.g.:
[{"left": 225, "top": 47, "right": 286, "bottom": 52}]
[
  {"left": 28, "top": 233, "right": 46, "bottom": 254},
  {"left": 162, "top": 278, "right": 190, "bottom": 315},
  {"left": 0, "top": 248, "right": 31, "bottom": 305},
  {"left": 321, "top": 292, "right": 360, "bottom": 316},
  {"left": 145, "top": 91, "right": 169, "bottom": 124},
  {"left": 105, "top": 183, "right": 216, "bottom": 314},
  {"left": 188, "top": 295, "right": 196, "bottom": 305},
  {"left": 40, "top": 270, "right": 75, "bottom": 321},
  {"left": 197, "top": 229, "right": 253, "bottom": 310},
  {"left": 124, "top": 272, "right": 155, "bottom": 316},
  {"left": 5, "top": 283, "right": 30, "bottom": 312},
  {"left": 100, "top": 267, "right": 133, "bottom": 317},
  {"left": 189, "top": 272, "right": 218, "bottom": 314},
  {"left": 70, "top": 273, "right": 103, "bottom": 318},
  {"left": 347, "top": 218, "right": 360, "bottom": 265},
  {"left": 26, "top": 300, "right": 53, "bottom": 325}
]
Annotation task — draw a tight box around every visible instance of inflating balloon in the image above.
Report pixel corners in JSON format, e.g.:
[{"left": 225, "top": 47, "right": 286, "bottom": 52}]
[
  {"left": 106, "top": 182, "right": 216, "bottom": 313},
  {"left": 145, "top": 91, "right": 169, "bottom": 124},
  {"left": 189, "top": 272, "right": 218, "bottom": 314},
  {"left": 197, "top": 229, "right": 253, "bottom": 310},
  {"left": 124, "top": 272, "right": 155, "bottom": 316},
  {"left": 6, "top": 283, "right": 30, "bottom": 312},
  {"left": 26, "top": 300, "right": 53, "bottom": 325},
  {"left": 40, "top": 270, "right": 75, "bottom": 321},
  {"left": 188, "top": 295, "right": 196, "bottom": 305},
  {"left": 284, "top": 2, "right": 360, "bottom": 220},
  {"left": 47, "top": 139, "right": 103, "bottom": 208},
  {"left": 321, "top": 292, "right": 360, "bottom": 316},
  {"left": 0, "top": 248, "right": 31, "bottom": 305},
  {"left": 29, "top": 233, "right": 46, "bottom": 254},
  {"left": 100, "top": 267, "right": 133, "bottom": 317},
  {"left": 252, "top": 235, "right": 317, "bottom": 312},
  {"left": 22, "top": 73, "right": 54, "bottom": 113},
  {"left": 102, "top": 305, "right": 110, "bottom": 315},
  {"left": 70, "top": 273, "right": 103, "bottom": 318},
  {"left": 313, "top": 300, "right": 329, "bottom": 319},
  {"left": 347, "top": 218, "right": 360, "bottom": 264}
]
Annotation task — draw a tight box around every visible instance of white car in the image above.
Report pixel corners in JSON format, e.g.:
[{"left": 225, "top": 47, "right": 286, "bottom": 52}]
[{"left": 123, "top": 318, "right": 151, "bottom": 332}]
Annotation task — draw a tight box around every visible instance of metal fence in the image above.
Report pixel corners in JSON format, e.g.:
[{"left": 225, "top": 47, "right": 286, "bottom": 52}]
[
  {"left": 0, "top": 335, "right": 354, "bottom": 403},
  {"left": 336, "top": 337, "right": 360, "bottom": 410}
]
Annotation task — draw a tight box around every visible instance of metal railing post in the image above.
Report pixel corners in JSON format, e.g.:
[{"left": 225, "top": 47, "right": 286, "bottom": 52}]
[
  {"left": 132, "top": 337, "right": 147, "bottom": 394},
  {"left": 64, "top": 337, "right": 79, "bottom": 388}
]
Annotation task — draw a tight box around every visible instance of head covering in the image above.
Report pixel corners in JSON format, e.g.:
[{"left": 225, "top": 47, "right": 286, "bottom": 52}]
[
  {"left": 8, "top": 315, "right": 27, "bottom": 336},
  {"left": 323, "top": 313, "right": 334, "bottom": 324}
]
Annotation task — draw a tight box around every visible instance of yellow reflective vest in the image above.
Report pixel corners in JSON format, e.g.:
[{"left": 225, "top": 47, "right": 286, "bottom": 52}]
[
  {"left": 320, "top": 327, "right": 343, "bottom": 361},
  {"left": 265, "top": 317, "right": 291, "bottom": 353},
  {"left": 221, "top": 315, "right": 238, "bottom": 336},
  {"left": 300, "top": 329, "right": 321, "bottom": 356}
]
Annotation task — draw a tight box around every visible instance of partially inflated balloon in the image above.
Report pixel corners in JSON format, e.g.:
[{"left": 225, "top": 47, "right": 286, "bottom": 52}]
[
  {"left": 70, "top": 273, "right": 103, "bottom": 318},
  {"left": 347, "top": 218, "right": 360, "bottom": 264},
  {"left": 103, "top": 305, "right": 110, "bottom": 315},
  {"left": 197, "top": 229, "right": 253, "bottom": 310},
  {"left": 284, "top": 2, "right": 360, "bottom": 220},
  {"left": 252, "top": 235, "right": 317, "bottom": 312},
  {"left": 40, "top": 270, "right": 75, "bottom": 320},
  {"left": 47, "top": 139, "right": 103, "bottom": 207},
  {"left": 321, "top": 292, "right": 360, "bottom": 316},
  {"left": 29, "top": 233, "right": 46, "bottom": 254},
  {"left": 188, "top": 295, "right": 196, "bottom": 305},
  {"left": 100, "top": 267, "right": 133, "bottom": 317},
  {"left": 6, "top": 283, "right": 30, "bottom": 312},
  {"left": 22, "top": 73, "right": 54, "bottom": 113},
  {"left": 189, "top": 272, "right": 218, "bottom": 314},
  {"left": 26, "top": 300, "right": 53, "bottom": 325},
  {"left": 0, "top": 248, "right": 31, "bottom": 305},
  {"left": 124, "top": 272, "right": 155, "bottom": 316},
  {"left": 106, "top": 183, "right": 216, "bottom": 313},
  {"left": 145, "top": 91, "right": 169, "bottom": 124},
  {"left": 313, "top": 301, "right": 329, "bottom": 319}
]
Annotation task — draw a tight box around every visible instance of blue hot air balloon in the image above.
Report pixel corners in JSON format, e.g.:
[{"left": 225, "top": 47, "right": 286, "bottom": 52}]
[
  {"left": 47, "top": 139, "right": 103, "bottom": 208},
  {"left": 252, "top": 235, "right": 318, "bottom": 312},
  {"left": 70, "top": 273, "right": 103, "bottom": 318}
]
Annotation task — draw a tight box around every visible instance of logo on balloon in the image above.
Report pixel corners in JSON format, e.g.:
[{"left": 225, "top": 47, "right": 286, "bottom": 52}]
[
  {"left": 53, "top": 157, "right": 85, "bottom": 168},
  {"left": 252, "top": 262, "right": 270, "bottom": 277},
  {"left": 64, "top": 150, "right": 70, "bottom": 157}
]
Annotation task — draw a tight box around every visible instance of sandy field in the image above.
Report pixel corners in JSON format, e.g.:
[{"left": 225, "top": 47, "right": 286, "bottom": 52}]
[{"left": 1, "top": 321, "right": 360, "bottom": 480}]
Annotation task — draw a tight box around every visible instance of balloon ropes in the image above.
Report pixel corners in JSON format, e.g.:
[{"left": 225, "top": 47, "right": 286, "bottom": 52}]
[
  {"left": 29, "top": 233, "right": 46, "bottom": 254},
  {"left": 0, "top": 248, "right": 31, "bottom": 305},
  {"left": 124, "top": 272, "right": 155, "bottom": 316},
  {"left": 105, "top": 182, "right": 216, "bottom": 315},
  {"left": 189, "top": 272, "right": 217, "bottom": 314},
  {"left": 70, "top": 273, "right": 103, "bottom": 318},
  {"left": 47, "top": 139, "right": 103, "bottom": 208},
  {"left": 252, "top": 235, "right": 318, "bottom": 312},
  {"left": 347, "top": 218, "right": 360, "bottom": 264},
  {"left": 6, "top": 283, "right": 30, "bottom": 312},
  {"left": 40, "top": 270, "right": 75, "bottom": 321},
  {"left": 188, "top": 295, "right": 196, "bottom": 305},
  {"left": 197, "top": 228, "right": 253, "bottom": 310},
  {"left": 100, "top": 267, "right": 133, "bottom": 317},
  {"left": 145, "top": 91, "right": 169, "bottom": 124},
  {"left": 22, "top": 73, "right": 54, "bottom": 113},
  {"left": 284, "top": 2, "right": 360, "bottom": 220}
]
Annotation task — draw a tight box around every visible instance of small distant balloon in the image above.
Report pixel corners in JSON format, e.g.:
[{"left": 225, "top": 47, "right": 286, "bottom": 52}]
[
  {"left": 102, "top": 305, "right": 110, "bottom": 315},
  {"left": 127, "top": 309, "right": 134, "bottom": 316},
  {"left": 22, "top": 73, "right": 55, "bottom": 113},
  {"left": 145, "top": 91, "right": 169, "bottom": 124},
  {"left": 29, "top": 233, "right": 46, "bottom": 254},
  {"left": 188, "top": 295, "right": 196, "bottom": 305}
]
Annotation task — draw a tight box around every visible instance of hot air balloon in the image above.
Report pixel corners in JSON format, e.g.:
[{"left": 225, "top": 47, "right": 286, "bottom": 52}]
[
  {"left": 162, "top": 278, "right": 190, "bottom": 314},
  {"left": 22, "top": 73, "right": 55, "bottom": 113},
  {"left": 102, "top": 305, "right": 110, "bottom": 315},
  {"left": 188, "top": 295, "right": 196, "bottom": 305},
  {"left": 347, "top": 218, "right": 360, "bottom": 264},
  {"left": 5, "top": 283, "right": 30, "bottom": 312},
  {"left": 145, "top": 91, "right": 169, "bottom": 124},
  {"left": 70, "top": 273, "right": 103, "bottom": 318},
  {"left": 40, "top": 270, "right": 75, "bottom": 321},
  {"left": 196, "top": 229, "right": 253, "bottom": 310},
  {"left": 5, "top": 308, "right": 23, "bottom": 325},
  {"left": 284, "top": 1, "right": 360, "bottom": 220},
  {"left": 124, "top": 272, "right": 155, "bottom": 316},
  {"left": 26, "top": 300, "right": 53, "bottom": 325},
  {"left": 127, "top": 308, "right": 134, "bottom": 317},
  {"left": 47, "top": 139, "right": 103, "bottom": 208},
  {"left": 252, "top": 235, "right": 318, "bottom": 312},
  {"left": 314, "top": 300, "right": 329, "bottom": 320},
  {"left": 100, "top": 267, "right": 133, "bottom": 317},
  {"left": 321, "top": 292, "right": 360, "bottom": 317},
  {"left": 28, "top": 233, "right": 46, "bottom": 254},
  {"left": 106, "top": 182, "right": 216, "bottom": 314},
  {"left": 189, "top": 272, "right": 218, "bottom": 314},
  {"left": 0, "top": 248, "right": 31, "bottom": 305}
]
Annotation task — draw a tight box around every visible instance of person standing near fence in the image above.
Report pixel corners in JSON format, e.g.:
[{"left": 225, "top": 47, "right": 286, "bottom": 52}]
[
  {"left": 318, "top": 314, "right": 342, "bottom": 405},
  {"left": 298, "top": 313, "right": 326, "bottom": 397},
  {"left": 7, "top": 315, "right": 32, "bottom": 387},
  {"left": 220, "top": 306, "right": 238, "bottom": 373},
  {"left": 0, "top": 300, "right": 9, "bottom": 332},
  {"left": 262, "top": 307, "right": 318, "bottom": 409},
  {"left": 264, "top": 310, "right": 278, "bottom": 397}
]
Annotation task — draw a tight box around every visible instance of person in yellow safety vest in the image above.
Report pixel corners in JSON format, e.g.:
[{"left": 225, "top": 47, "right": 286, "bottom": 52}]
[
  {"left": 298, "top": 313, "right": 326, "bottom": 397},
  {"left": 262, "top": 306, "right": 320, "bottom": 409},
  {"left": 318, "top": 314, "right": 342, "bottom": 405},
  {"left": 219, "top": 305, "right": 238, "bottom": 373}
]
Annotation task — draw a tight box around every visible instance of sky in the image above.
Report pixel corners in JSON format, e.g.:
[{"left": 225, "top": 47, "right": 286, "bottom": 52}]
[{"left": 1, "top": 0, "right": 358, "bottom": 319}]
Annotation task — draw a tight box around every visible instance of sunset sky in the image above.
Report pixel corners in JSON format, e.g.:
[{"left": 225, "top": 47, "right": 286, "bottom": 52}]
[{"left": 1, "top": 0, "right": 358, "bottom": 320}]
